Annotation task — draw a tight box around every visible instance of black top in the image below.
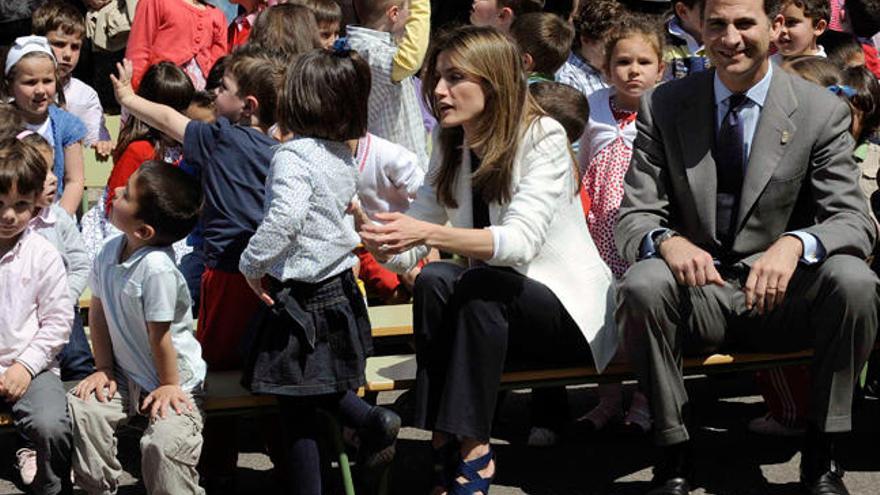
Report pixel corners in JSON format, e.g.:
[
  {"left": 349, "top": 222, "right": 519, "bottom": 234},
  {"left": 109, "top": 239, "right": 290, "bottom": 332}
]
[{"left": 470, "top": 150, "right": 491, "bottom": 230}]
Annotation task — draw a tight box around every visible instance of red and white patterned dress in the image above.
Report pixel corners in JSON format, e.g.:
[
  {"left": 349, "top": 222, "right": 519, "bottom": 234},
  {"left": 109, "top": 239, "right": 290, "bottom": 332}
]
[{"left": 582, "top": 95, "right": 638, "bottom": 279}]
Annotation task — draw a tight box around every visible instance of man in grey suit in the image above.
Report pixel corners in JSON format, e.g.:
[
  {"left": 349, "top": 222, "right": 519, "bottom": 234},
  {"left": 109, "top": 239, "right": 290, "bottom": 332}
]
[{"left": 615, "top": 0, "right": 879, "bottom": 494}]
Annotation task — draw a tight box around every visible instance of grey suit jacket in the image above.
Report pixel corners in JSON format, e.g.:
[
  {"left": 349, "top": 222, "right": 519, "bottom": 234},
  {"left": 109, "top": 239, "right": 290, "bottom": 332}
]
[{"left": 615, "top": 68, "right": 876, "bottom": 266}]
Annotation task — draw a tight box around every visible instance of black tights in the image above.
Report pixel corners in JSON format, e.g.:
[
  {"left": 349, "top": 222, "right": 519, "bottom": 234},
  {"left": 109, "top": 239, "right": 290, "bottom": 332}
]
[{"left": 276, "top": 391, "right": 372, "bottom": 495}]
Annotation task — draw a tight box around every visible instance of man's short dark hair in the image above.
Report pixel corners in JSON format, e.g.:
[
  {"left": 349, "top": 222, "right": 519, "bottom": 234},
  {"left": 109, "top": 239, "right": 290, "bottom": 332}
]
[
  {"left": 530, "top": 82, "right": 589, "bottom": 143},
  {"left": 511, "top": 13, "right": 575, "bottom": 75},
  {"left": 32, "top": 0, "right": 85, "bottom": 37},
  {"left": 702, "top": 0, "right": 782, "bottom": 18},
  {"left": 133, "top": 161, "right": 202, "bottom": 246},
  {"left": 278, "top": 48, "right": 371, "bottom": 141}
]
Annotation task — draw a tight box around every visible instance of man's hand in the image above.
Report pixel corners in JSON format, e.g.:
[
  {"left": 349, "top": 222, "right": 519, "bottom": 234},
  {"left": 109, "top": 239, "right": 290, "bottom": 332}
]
[
  {"left": 0, "top": 364, "right": 32, "bottom": 402},
  {"left": 93, "top": 140, "right": 114, "bottom": 161},
  {"left": 659, "top": 236, "right": 725, "bottom": 288},
  {"left": 141, "top": 384, "right": 193, "bottom": 420},
  {"left": 73, "top": 369, "right": 118, "bottom": 402},
  {"left": 744, "top": 236, "right": 803, "bottom": 315}
]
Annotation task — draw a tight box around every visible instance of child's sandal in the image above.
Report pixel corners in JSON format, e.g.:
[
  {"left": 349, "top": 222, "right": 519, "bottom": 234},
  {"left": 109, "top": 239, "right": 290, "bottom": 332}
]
[{"left": 449, "top": 449, "right": 495, "bottom": 495}]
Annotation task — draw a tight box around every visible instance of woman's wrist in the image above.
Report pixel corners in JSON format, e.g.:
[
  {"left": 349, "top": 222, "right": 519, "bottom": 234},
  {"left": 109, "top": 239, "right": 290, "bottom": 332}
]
[{"left": 422, "top": 221, "right": 440, "bottom": 249}]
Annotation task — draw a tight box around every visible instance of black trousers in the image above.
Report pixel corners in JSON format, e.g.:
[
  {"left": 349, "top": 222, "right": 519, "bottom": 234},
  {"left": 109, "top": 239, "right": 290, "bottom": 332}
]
[
  {"left": 412, "top": 262, "right": 592, "bottom": 441},
  {"left": 618, "top": 255, "right": 879, "bottom": 446}
]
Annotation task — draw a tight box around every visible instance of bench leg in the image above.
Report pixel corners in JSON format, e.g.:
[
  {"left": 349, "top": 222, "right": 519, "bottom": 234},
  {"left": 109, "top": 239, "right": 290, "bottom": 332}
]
[{"left": 319, "top": 411, "right": 357, "bottom": 495}]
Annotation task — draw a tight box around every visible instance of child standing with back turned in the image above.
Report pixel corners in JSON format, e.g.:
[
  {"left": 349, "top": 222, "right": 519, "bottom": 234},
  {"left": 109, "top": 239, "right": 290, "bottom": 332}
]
[{"left": 239, "top": 45, "right": 400, "bottom": 495}]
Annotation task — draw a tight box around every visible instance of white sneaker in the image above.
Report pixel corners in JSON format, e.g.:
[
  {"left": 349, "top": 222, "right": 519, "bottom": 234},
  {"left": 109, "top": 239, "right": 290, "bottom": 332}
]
[
  {"left": 527, "top": 426, "right": 559, "bottom": 447},
  {"left": 747, "top": 414, "right": 805, "bottom": 437},
  {"left": 15, "top": 448, "right": 37, "bottom": 486}
]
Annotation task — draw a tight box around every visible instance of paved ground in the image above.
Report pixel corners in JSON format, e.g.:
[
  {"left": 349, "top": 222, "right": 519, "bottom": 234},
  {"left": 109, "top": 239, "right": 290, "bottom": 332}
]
[{"left": 0, "top": 374, "right": 877, "bottom": 494}]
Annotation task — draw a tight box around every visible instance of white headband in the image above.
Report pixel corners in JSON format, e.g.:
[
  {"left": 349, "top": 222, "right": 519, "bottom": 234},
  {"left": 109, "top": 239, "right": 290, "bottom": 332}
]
[{"left": 4, "top": 36, "right": 57, "bottom": 77}]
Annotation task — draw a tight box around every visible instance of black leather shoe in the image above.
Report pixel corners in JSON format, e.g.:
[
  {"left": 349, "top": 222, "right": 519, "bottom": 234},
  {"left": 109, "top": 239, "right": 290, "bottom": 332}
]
[
  {"left": 647, "top": 477, "right": 691, "bottom": 495},
  {"left": 802, "top": 468, "right": 850, "bottom": 495},
  {"left": 358, "top": 406, "right": 401, "bottom": 469},
  {"left": 801, "top": 429, "right": 850, "bottom": 495},
  {"left": 648, "top": 442, "right": 693, "bottom": 495}
]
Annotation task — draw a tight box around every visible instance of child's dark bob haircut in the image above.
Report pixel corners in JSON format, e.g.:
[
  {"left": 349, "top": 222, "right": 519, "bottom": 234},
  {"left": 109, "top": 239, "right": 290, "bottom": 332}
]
[
  {"left": 278, "top": 48, "right": 371, "bottom": 141},
  {"left": 0, "top": 139, "right": 48, "bottom": 197},
  {"left": 133, "top": 161, "right": 202, "bottom": 246}
]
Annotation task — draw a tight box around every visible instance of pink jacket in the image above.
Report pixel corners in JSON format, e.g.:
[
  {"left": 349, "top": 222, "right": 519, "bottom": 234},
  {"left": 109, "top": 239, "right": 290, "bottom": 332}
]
[{"left": 125, "top": 0, "right": 228, "bottom": 89}]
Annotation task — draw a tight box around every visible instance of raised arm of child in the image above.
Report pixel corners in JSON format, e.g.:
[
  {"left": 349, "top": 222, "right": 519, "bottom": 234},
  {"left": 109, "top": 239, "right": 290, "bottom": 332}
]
[
  {"left": 58, "top": 143, "right": 85, "bottom": 215},
  {"left": 111, "top": 59, "right": 191, "bottom": 144},
  {"left": 141, "top": 321, "right": 193, "bottom": 419},
  {"left": 73, "top": 296, "right": 117, "bottom": 402},
  {"left": 390, "top": 0, "right": 430, "bottom": 82}
]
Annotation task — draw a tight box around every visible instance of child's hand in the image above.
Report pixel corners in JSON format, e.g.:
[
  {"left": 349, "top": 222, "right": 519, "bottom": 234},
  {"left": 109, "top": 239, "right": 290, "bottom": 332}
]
[
  {"left": 73, "top": 369, "right": 117, "bottom": 402},
  {"left": 0, "top": 363, "right": 32, "bottom": 402},
  {"left": 93, "top": 140, "right": 114, "bottom": 161},
  {"left": 110, "top": 59, "right": 136, "bottom": 106},
  {"left": 245, "top": 276, "right": 275, "bottom": 306},
  {"left": 141, "top": 385, "right": 193, "bottom": 420},
  {"left": 347, "top": 199, "right": 371, "bottom": 232}
]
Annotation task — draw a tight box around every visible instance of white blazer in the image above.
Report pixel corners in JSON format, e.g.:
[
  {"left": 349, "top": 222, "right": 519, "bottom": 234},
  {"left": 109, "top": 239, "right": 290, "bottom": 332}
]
[{"left": 386, "top": 117, "right": 618, "bottom": 372}]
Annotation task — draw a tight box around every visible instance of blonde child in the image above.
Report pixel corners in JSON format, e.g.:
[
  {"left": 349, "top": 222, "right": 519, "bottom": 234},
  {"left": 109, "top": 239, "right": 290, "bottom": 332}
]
[
  {"left": 239, "top": 46, "right": 400, "bottom": 495},
  {"left": 0, "top": 138, "right": 73, "bottom": 495},
  {"left": 125, "top": 0, "right": 227, "bottom": 90},
  {"left": 578, "top": 15, "right": 666, "bottom": 434},
  {"left": 1, "top": 35, "right": 85, "bottom": 216},
  {"left": 68, "top": 160, "right": 206, "bottom": 495},
  {"left": 348, "top": 0, "right": 431, "bottom": 169},
  {"left": 32, "top": 0, "right": 114, "bottom": 159}
]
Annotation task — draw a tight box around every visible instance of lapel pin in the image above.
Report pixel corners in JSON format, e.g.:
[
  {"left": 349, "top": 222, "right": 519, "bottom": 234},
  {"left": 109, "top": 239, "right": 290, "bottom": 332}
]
[{"left": 781, "top": 130, "right": 791, "bottom": 144}]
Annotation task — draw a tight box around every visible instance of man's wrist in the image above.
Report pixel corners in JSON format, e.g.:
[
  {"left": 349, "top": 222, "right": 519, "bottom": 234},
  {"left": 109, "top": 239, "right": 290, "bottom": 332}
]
[{"left": 781, "top": 234, "right": 805, "bottom": 258}]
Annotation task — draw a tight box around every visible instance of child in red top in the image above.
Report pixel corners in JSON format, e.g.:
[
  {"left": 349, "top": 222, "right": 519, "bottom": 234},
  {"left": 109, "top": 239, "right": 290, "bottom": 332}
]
[
  {"left": 105, "top": 62, "right": 195, "bottom": 213},
  {"left": 125, "top": 0, "right": 227, "bottom": 90},
  {"left": 227, "top": 0, "right": 269, "bottom": 51}
]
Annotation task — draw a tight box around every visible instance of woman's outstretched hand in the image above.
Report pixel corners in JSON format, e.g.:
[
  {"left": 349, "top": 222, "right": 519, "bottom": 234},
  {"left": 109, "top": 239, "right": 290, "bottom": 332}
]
[
  {"left": 359, "top": 212, "right": 432, "bottom": 259},
  {"left": 109, "top": 59, "right": 136, "bottom": 107}
]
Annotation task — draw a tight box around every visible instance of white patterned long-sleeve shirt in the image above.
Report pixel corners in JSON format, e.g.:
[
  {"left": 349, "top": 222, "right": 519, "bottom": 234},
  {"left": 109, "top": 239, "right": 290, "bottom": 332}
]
[{"left": 239, "top": 137, "right": 360, "bottom": 283}]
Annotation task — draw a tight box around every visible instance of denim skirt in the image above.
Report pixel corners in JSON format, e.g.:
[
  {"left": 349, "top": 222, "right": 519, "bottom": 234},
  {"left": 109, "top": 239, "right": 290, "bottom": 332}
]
[{"left": 242, "top": 270, "right": 373, "bottom": 397}]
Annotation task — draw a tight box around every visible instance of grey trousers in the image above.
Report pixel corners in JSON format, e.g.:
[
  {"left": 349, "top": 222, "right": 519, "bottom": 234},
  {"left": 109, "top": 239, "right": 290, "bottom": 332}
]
[
  {"left": 617, "top": 255, "right": 879, "bottom": 446},
  {"left": 67, "top": 384, "right": 205, "bottom": 495},
  {"left": 9, "top": 371, "right": 73, "bottom": 495}
]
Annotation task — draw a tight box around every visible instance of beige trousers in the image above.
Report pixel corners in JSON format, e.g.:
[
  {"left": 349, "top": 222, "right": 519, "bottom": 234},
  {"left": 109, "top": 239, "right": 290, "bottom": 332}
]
[{"left": 67, "top": 383, "right": 205, "bottom": 495}]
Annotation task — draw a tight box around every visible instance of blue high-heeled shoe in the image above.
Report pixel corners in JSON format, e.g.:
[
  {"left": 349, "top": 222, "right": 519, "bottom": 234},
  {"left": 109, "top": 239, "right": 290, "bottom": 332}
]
[{"left": 449, "top": 449, "right": 495, "bottom": 495}]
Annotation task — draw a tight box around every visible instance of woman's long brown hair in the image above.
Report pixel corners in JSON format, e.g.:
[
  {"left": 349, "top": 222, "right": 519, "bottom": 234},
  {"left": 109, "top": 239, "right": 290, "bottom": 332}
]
[{"left": 421, "top": 26, "right": 544, "bottom": 208}]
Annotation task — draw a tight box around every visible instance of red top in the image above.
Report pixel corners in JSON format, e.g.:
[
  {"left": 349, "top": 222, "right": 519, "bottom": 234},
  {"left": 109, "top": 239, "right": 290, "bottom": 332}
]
[
  {"left": 106, "top": 140, "right": 156, "bottom": 213},
  {"left": 125, "top": 0, "right": 228, "bottom": 89}
]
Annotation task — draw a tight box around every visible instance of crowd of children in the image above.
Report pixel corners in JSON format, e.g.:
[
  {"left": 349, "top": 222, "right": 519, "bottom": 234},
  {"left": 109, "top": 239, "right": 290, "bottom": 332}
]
[{"left": 0, "top": 0, "right": 879, "bottom": 494}]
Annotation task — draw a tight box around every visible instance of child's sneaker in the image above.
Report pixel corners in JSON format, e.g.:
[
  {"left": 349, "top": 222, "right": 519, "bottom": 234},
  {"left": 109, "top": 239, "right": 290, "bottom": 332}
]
[
  {"left": 15, "top": 448, "right": 36, "bottom": 485},
  {"left": 747, "top": 414, "right": 805, "bottom": 437}
]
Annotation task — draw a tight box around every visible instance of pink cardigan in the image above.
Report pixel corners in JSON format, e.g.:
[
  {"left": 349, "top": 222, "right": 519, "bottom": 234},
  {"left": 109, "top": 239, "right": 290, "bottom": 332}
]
[{"left": 125, "top": 0, "right": 228, "bottom": 89}]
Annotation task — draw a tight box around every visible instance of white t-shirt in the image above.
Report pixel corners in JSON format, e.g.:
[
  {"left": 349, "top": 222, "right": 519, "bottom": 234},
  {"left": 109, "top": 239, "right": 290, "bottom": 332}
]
[
  {"left": 89, "top": 235, "right": 206, "bottom": 393},
  {"left": 26, "top": 117, "right": 54, "bottom": 148},
  {"left": 355, "top": 133, "right": 425, "bottom": 218}
]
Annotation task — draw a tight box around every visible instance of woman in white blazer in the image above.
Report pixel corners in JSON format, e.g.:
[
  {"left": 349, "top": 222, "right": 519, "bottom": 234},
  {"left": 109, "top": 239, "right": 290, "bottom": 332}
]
[{"left": 359, "top": 26, "right": 617, "bottom": 494}]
